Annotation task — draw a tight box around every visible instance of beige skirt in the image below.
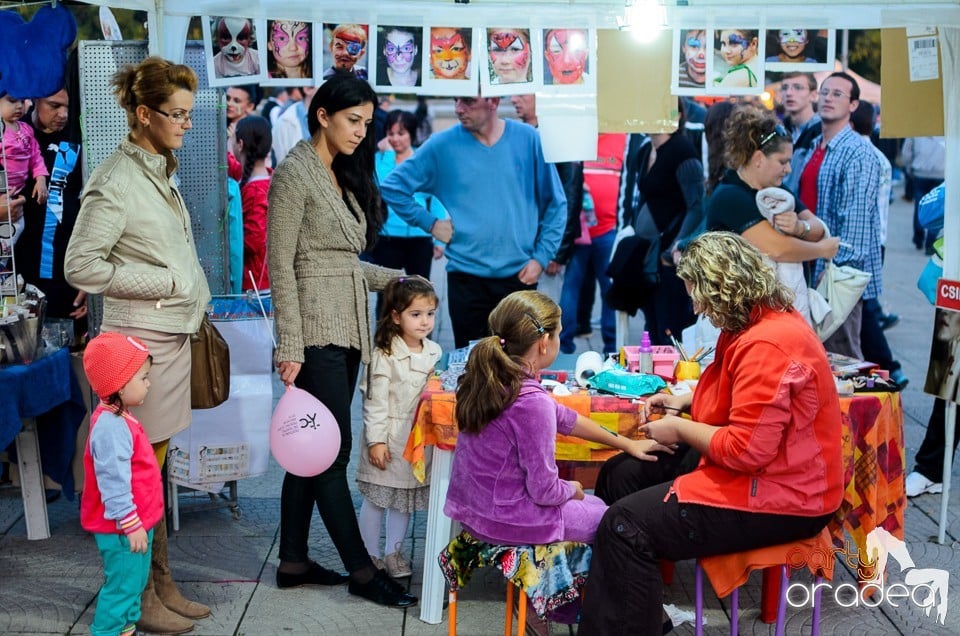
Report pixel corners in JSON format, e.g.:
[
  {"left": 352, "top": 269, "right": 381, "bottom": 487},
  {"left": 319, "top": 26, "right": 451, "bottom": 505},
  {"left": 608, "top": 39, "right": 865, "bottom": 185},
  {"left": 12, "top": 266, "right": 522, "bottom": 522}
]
[{"left": 102, "top": 326, "right": 192, "bottom": 443}]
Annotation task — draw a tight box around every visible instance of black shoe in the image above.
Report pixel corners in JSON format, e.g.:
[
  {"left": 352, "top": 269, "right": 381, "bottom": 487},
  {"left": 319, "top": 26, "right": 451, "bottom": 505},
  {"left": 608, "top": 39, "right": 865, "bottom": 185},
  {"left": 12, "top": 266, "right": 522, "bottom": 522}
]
[
  {"left": 276, "top": 561, "right": 349, "bottom": 588},
  {"left": 878, "top": 313, "right": 900, "bottom": 330},
  {"left": 45, "top": 489, "right": 62, "bottom": 504},
  {"left": 348, "top": 569, "right": 418, "bottom": 608},
  {"left": 925, "top": 245, "right": 937, "bottom": 256}
]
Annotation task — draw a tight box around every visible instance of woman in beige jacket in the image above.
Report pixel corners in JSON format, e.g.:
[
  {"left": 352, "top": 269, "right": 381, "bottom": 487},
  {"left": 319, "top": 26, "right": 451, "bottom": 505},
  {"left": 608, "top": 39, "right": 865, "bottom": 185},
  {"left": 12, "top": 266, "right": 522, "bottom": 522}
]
[{"left": 64, "top": 57, "right": 210, "bottom": 635}]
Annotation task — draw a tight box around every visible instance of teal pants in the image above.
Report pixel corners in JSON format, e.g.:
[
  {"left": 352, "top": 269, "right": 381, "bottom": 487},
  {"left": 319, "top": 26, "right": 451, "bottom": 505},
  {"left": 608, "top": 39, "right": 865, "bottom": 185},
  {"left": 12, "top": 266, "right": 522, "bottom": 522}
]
[{"left": 91, "top": 528, "right": 153, "bottom": 636}]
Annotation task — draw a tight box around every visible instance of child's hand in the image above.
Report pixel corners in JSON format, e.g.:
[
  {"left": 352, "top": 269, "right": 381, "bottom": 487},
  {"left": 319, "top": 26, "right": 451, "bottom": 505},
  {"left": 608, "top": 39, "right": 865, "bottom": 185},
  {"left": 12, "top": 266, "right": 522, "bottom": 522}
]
[
  {"left": 368, "top": 443, "right": 390, "bottom": 470},
  {"left": 773, "top": 211, "right": 799, "bottom": 234},
  {"left": 127, "top": 528, "right": 149, "bottom": 553},
  {"left": 569, "top": 480, "right": 585, "bottom": 500},
  {"left": 33, "top": 177, "right": 48, "bottom": 205},
  {"left": 624, "top": 438, "right": 678, "bottom": 462}
]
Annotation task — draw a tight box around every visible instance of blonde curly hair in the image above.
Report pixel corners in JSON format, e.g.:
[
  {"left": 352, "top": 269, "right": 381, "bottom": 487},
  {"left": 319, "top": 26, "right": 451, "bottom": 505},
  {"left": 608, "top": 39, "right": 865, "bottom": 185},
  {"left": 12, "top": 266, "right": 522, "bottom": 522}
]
[{"left": 676, "top": 232, "right": 793, "bottom": 332}]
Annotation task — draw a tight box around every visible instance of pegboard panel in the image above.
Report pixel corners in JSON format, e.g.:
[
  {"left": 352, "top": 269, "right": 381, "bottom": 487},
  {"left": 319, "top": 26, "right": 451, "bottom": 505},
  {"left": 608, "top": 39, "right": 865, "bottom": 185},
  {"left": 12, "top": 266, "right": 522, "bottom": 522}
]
[{"left": 77, "top": 41, "right": 229, "bottom": 318}]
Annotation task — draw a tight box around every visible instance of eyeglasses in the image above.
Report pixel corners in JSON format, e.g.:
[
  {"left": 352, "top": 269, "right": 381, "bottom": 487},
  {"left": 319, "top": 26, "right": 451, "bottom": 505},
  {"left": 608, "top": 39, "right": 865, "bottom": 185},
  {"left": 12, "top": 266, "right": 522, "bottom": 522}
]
[
  {"left": 758, "top": 124, "right": 788, "bottom": 149},
  {"left": 149, "top": 106, "right": 193, "bottom": 124},
  {"left": 818, "top": 88, "right": 851, "bottom": 100}
]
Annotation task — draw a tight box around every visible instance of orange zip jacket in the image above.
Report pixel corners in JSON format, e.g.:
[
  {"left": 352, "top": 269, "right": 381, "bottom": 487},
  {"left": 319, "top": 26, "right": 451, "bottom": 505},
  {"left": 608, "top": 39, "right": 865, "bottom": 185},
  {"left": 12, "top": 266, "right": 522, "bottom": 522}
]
[{"left": 673, "top": 307, "right": 844, "bottom": 517}]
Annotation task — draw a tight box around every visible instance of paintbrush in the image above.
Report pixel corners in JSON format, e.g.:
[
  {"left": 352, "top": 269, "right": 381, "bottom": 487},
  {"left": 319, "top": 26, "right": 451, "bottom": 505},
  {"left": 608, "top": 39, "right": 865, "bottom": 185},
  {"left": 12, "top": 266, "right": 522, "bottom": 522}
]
[
  {"left": 694, "top": 346, "right": 715, "bottom": 363},
  {"left": 665, "top": 328, "right": 688, "bottom": 361}
]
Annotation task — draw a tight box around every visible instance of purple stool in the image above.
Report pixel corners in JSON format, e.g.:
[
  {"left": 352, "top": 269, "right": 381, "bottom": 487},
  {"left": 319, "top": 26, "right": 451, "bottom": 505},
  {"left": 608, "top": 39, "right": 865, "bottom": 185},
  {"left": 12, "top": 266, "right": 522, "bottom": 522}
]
[{"left": 695, "top": 561, "right": 825, "bottom": 636}]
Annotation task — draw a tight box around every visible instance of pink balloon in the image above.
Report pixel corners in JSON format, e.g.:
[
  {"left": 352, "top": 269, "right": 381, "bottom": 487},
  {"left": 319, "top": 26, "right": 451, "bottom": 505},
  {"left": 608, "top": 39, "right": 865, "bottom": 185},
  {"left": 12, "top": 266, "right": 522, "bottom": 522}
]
[{"left": 269, "top": 386, "right": 341, "bottom": 477}]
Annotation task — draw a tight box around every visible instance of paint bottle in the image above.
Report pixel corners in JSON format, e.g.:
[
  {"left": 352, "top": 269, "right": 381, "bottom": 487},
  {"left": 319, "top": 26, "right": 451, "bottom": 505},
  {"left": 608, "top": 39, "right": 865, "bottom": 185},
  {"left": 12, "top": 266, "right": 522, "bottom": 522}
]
[{"left": 639, "top": 331, "right": 654, "bottom": 374}]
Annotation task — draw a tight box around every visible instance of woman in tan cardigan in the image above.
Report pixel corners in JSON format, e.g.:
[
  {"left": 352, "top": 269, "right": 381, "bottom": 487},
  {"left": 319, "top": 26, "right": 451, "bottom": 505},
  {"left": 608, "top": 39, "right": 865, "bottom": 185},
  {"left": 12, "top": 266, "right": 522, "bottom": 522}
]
[
  {"left": 65, "top": 57, "right": 211, "bottom": 635},
  {"left": 267, "top": 73, "right": 414, "bottom": 607}
]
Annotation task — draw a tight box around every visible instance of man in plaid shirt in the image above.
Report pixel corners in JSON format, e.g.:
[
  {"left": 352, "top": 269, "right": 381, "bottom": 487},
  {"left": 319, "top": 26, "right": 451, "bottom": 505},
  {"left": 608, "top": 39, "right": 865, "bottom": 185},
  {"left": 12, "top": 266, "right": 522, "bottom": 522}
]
[{"left": 796, "top": 72, "right": 882, "bottom": 359}]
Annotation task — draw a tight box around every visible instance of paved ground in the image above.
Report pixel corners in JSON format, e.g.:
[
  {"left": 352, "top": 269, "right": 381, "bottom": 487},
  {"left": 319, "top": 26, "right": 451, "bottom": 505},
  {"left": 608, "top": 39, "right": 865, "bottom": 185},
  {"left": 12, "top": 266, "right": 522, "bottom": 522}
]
[{"left": 2, "top": 186, "right": 959, "bottom": 635}]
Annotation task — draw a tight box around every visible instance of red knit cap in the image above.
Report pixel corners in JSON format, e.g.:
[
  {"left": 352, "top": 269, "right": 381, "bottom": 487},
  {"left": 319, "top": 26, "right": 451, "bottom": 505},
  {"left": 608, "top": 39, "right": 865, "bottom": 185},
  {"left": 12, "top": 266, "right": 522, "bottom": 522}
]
[{"left": 83, "top": 332, "right": 151, "bottom": 400}]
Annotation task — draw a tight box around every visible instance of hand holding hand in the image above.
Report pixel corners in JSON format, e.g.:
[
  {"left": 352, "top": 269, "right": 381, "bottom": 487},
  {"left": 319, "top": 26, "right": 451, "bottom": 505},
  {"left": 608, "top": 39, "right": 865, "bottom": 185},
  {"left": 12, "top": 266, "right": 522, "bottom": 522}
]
[
  {"left": 640, "top": 415, "right": 685, "bottom": 446},
  {"left": 772, "top": 211, "right": 799, "bottom": 234},
  {"left": 623, "top": 438, "right": 678, "bottom": 462},
  {"left": 368, "top": 443, "right": 391, "bottom": 470},
  {"left": 643, "top": 392, "right": 689, "bottom": 419},
  {"left": 128, "top": 527, "right": 148, "bottom": 553}
]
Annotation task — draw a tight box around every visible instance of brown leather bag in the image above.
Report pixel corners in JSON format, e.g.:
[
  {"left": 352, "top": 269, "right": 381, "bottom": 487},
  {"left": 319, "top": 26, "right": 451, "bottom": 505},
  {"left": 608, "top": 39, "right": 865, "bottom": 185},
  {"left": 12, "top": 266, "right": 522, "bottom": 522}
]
[{"left": 190, "top": 314, "right": 230, "bottom": 409}]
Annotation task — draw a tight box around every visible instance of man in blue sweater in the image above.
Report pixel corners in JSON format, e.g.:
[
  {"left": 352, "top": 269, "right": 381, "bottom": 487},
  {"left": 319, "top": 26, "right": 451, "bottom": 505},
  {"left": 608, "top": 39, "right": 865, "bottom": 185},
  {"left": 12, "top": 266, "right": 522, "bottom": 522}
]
[{"left": 381, "top": 96, "right": 567, "bottom": 347}]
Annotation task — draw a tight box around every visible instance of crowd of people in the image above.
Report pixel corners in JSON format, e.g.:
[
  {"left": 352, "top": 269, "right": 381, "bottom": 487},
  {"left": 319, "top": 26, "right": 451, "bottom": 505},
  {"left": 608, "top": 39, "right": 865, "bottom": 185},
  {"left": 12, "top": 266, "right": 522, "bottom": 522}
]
[{"left": 0, "top": 43, "right": 949, "bottom": 635}]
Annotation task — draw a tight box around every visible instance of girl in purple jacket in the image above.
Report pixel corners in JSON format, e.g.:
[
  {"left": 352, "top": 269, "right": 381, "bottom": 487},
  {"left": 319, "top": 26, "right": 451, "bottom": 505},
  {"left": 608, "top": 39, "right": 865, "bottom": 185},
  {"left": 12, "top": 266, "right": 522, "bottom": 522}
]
[{"left": 444, "top": 290, "right": 673, "bottom": 545}]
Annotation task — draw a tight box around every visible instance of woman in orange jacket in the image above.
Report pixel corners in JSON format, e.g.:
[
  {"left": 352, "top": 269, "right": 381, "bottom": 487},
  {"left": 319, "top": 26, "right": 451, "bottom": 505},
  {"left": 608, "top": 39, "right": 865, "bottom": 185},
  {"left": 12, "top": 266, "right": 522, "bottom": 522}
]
[{"left": 579, "top": 232, "right": 843, "bottom": 635}]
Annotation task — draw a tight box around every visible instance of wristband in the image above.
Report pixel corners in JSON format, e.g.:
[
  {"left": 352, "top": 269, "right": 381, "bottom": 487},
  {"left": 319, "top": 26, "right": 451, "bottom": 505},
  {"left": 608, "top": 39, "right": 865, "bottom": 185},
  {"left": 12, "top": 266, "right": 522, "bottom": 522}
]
[{"left": 798, "top": 220, "right": 810, "bottom": 239}]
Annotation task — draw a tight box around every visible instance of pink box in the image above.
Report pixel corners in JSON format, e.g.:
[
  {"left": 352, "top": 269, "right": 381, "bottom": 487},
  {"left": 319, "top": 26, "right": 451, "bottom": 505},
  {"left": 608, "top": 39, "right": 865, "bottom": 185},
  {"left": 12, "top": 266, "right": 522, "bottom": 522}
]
[
  {"left": 652, "top": 346, "right": 680, "bottom": 378},
  {"left": 621, "top": 346, "right": 641, "bottom": 372}
]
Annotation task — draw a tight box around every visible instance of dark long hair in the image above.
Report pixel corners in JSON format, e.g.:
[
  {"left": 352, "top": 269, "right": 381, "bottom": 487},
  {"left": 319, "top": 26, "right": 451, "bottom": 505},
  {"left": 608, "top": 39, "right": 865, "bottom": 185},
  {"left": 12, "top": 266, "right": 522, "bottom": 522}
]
[
  {"left": 234, "top": 115, "right": 272, "bottom": 186},
  {"left": 385, "top": 109, "right": 418, "bottom": 142},
  {"left": 306, "top": 72, "right": 384, "bottom": 246}
]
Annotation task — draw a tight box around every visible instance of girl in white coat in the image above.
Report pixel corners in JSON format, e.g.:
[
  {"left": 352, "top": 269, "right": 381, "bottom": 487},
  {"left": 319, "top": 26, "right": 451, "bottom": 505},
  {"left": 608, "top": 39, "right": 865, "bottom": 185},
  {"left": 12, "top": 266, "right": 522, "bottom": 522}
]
[{"left": 357, "top": 276, "right": 441, "bottom": 578}]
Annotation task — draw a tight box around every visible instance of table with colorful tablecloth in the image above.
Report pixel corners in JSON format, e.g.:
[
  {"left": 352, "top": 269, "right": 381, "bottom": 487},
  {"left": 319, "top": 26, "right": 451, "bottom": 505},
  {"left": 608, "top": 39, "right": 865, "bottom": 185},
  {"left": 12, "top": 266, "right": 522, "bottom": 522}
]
[{"left": 405, "top": 379, "right": 905, "bottom": 625}]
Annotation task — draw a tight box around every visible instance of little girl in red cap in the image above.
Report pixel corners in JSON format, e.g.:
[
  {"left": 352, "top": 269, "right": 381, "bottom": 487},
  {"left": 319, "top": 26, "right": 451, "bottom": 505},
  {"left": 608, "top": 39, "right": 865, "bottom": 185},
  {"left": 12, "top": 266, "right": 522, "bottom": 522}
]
[{"left": 81, "top": 332, "right": 163, "bottom": 636}]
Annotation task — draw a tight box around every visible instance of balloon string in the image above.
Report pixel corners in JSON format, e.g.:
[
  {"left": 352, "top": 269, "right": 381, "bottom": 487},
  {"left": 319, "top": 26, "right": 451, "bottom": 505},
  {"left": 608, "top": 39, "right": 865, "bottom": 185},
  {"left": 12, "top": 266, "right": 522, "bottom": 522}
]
[{"left": 248, "top": 271, "right": 277, "bottom": 349}]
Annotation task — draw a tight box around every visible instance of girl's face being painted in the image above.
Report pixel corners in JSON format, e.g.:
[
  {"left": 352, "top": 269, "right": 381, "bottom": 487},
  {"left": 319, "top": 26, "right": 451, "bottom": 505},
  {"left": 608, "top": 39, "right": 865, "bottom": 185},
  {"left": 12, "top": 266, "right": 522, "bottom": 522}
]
[
  {"left": 489, "top": 29, "right": 531, "bottom": 83},
  {"left": 271, "top": 21, "right": 309, "bottom": 71},
  {"left": 384, "top": 30, "right": 417, "bottom": 74},
  {"left": 720, "top": 30, "right": 756, "bottom": 65}
]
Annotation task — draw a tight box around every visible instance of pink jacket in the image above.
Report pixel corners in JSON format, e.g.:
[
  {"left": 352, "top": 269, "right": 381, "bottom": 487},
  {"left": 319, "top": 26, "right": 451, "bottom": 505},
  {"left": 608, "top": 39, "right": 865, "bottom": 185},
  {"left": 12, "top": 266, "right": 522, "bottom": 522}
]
[{"left": 1, "top": 121, "right": 48, "bottom": 193}]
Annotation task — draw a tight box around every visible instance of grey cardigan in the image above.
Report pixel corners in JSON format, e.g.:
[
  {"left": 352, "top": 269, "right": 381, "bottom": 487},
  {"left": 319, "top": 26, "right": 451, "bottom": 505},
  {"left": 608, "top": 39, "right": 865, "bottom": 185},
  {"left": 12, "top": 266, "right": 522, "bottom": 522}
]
[{"left": 268, "top": 140, "right": 400, "bottom": 364}]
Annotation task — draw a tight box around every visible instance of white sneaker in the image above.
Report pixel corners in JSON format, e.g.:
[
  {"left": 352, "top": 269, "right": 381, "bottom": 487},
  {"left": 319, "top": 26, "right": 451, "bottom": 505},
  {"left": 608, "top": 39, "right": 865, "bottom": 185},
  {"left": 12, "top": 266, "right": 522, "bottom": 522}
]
[
  {"left": 384, "top": 551, "right": 413, "bottom": 578},
  {"left": 905, "top": 471, "right": 943, "bottom": 497},
  {"left": 370, "top": 555, "right": 386, "bottom": 571}
]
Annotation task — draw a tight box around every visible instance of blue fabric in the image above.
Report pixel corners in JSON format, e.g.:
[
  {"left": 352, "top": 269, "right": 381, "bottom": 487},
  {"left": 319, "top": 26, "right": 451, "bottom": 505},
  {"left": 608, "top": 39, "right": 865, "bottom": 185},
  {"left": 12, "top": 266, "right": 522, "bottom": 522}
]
[
  {"left": 380, "top": 120, "right": 567, "bottom": 278},
  {"left": 1, "top": 347, "right": 85, "bottom": 498},
  {"left": 375, "top": 150, "right": 446, "bottom": 238},
  {"left": 226, "top": 178, "right": 244, "bottom": 294},
  {"left": 0, "top": 6, "right": 76, "bottom": 99},
  {"left": 918, "top": 182, "right": 945, "bottom": 232}
]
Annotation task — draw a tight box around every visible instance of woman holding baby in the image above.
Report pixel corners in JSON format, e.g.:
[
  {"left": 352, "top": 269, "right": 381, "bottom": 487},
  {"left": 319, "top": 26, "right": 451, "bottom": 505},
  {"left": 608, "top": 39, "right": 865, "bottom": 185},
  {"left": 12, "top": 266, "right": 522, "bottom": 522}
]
[{"left": 705, "top": 105, "right": 839, "bottom": 324}]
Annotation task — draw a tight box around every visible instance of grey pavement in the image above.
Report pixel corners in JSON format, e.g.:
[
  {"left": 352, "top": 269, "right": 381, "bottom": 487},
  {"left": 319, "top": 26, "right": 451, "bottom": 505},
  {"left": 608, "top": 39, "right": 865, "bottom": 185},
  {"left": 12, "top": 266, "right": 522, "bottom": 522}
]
[{"left": 2, "top": 185, "right": 960, "bottom": 635}]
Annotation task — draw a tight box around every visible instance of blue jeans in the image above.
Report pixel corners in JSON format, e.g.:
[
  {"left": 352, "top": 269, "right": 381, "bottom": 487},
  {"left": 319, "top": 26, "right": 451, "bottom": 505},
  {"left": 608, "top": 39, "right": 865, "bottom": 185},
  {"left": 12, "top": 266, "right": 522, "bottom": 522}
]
[{"left": 560, "top": 230, "right": 616, "bottom": 354}]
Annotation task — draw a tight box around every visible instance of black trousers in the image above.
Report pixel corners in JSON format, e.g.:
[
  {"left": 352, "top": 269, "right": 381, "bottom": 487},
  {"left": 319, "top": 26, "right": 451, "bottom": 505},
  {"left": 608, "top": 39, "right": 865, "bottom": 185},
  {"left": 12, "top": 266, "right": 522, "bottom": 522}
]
[
  {"left": 367, "top": 236, "right": 434, "bottom": 319},
  {"left": 447, "top": 271, "right": 535, "bottom": 348},
  {"left": 578, "top": 481, "right": 833, "bottom": 635},
  {"left": 641, "top": 262, "right": 696, "bottom": 347},
  {"left": 278, "top": 345, "right": 371, "bottom": 574},
  {"left": 860, "top": 298, "right": 901, "bottom": 373},
  {"left": 914, "top": 398, "right": 960, "bottom": 482}
]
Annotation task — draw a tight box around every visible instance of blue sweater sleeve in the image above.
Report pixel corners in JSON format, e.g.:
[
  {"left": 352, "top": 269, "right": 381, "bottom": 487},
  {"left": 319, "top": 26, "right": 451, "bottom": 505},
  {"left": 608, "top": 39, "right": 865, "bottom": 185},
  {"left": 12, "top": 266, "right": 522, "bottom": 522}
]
[
  {"left": 89, "top": 412, "right": 136, "bottom": 522},
  {"left": 530, "top": 137, "right": 568, "bottom": 268},
  {"left": 380, "top": 145, "right": 439, "bottom": 233}
]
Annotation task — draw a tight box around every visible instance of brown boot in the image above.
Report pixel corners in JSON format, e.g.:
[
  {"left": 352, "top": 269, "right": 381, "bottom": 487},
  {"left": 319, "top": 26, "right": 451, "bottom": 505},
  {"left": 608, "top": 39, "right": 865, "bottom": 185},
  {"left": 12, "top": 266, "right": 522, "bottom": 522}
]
[
  {"left": 138, "top": 575, "right": 193, "bottom": 634},
  {"left": 152, "top": 517, "right": 211, "bottom": 620}
]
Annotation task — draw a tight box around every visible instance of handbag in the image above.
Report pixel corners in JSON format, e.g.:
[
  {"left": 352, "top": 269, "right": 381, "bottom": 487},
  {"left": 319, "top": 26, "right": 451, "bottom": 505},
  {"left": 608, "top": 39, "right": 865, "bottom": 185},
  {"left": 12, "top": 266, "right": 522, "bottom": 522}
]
[
  {"left": 605, "top": 204, "right": 680, "bottom": 315},
  {"left": 813, "top": 261, "right": 871, "bottom": 341},
  {"left": 190, "top": 313, "right": 230, "bottom": 409}
]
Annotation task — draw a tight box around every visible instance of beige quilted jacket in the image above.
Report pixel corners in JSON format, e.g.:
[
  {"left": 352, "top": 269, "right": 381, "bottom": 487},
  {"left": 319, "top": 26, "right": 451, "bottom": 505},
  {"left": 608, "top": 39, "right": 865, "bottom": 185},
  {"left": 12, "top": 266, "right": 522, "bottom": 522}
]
[{"left": 65, "top": 139, "right": 210, "bottom": 334}]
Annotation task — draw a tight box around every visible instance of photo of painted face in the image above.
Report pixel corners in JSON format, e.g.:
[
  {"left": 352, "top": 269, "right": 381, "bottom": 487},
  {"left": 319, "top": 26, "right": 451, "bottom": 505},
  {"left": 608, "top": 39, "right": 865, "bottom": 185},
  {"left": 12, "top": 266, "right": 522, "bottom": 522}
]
[
  {"left": 211, "top": 16, "right": 260, "bottom": 79},
  {"left": 766, "top": 29, "right": 817, "bottom": 64},
  {"left": 925, "top": 307, "right": 960, "bottom": 401},
  {"left": 677, "top": 29, "right": 707, "bottom": 88},
  {"left": 486, "top": 28, "right": 532, "bottom": 85},
  {"left": 543, "top": 29, "right": 588, "bottom": 85},
  {"left": 713, "top": 29, "right": 760, "bottom": 88},
  {"left": 267, "top": 20, "right": 311, "bottom": 80},
  {"left": 429, "top": 27, "right": 471, "bottom": 80},
  {"left": 323, "top": 23, "right": 368, "bottom": 81},
  {"left": 377, "top": 25, "right": 422, "bottom": 88}
]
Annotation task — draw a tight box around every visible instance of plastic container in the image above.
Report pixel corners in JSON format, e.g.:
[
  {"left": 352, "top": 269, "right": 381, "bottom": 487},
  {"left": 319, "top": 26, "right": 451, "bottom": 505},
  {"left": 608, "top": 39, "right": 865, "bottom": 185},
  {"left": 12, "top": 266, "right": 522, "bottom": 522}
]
[
  {"left": 620, "top": 346, "right": 640, "bottom": 372},
  {"left": 639, "top": 331, "right": 653, "bottom": 374},
  {"left": 652, "top": 346, "right": 680, "bottom": 378}
]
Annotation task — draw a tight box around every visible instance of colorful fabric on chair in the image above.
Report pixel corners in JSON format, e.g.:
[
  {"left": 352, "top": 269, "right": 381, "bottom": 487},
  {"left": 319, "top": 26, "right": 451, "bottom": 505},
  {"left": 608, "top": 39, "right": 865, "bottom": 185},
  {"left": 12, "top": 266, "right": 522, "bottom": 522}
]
[{"left": 438, "top": 531, "right": 592, "bottom": 617}]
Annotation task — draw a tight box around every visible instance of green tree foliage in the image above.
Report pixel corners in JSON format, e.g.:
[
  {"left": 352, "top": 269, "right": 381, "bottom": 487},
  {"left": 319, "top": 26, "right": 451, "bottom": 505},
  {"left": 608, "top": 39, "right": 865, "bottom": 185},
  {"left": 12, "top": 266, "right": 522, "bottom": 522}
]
[
  {"left": 848, "top": 29, "right": 881, "bottom": 83},
  {"left": 2, "top": 1, "right": 147, "bottom": 42}
]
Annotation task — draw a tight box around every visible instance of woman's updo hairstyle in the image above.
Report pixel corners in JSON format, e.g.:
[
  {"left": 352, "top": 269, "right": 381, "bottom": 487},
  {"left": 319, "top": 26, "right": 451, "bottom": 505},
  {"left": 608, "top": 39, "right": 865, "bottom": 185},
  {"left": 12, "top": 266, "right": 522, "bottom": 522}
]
[
  {"left": 111, "top": 56, "right": 198, "bottom": 131},
  {"left": 722, "top": 105, "right": 791, "bottom": 170}
]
